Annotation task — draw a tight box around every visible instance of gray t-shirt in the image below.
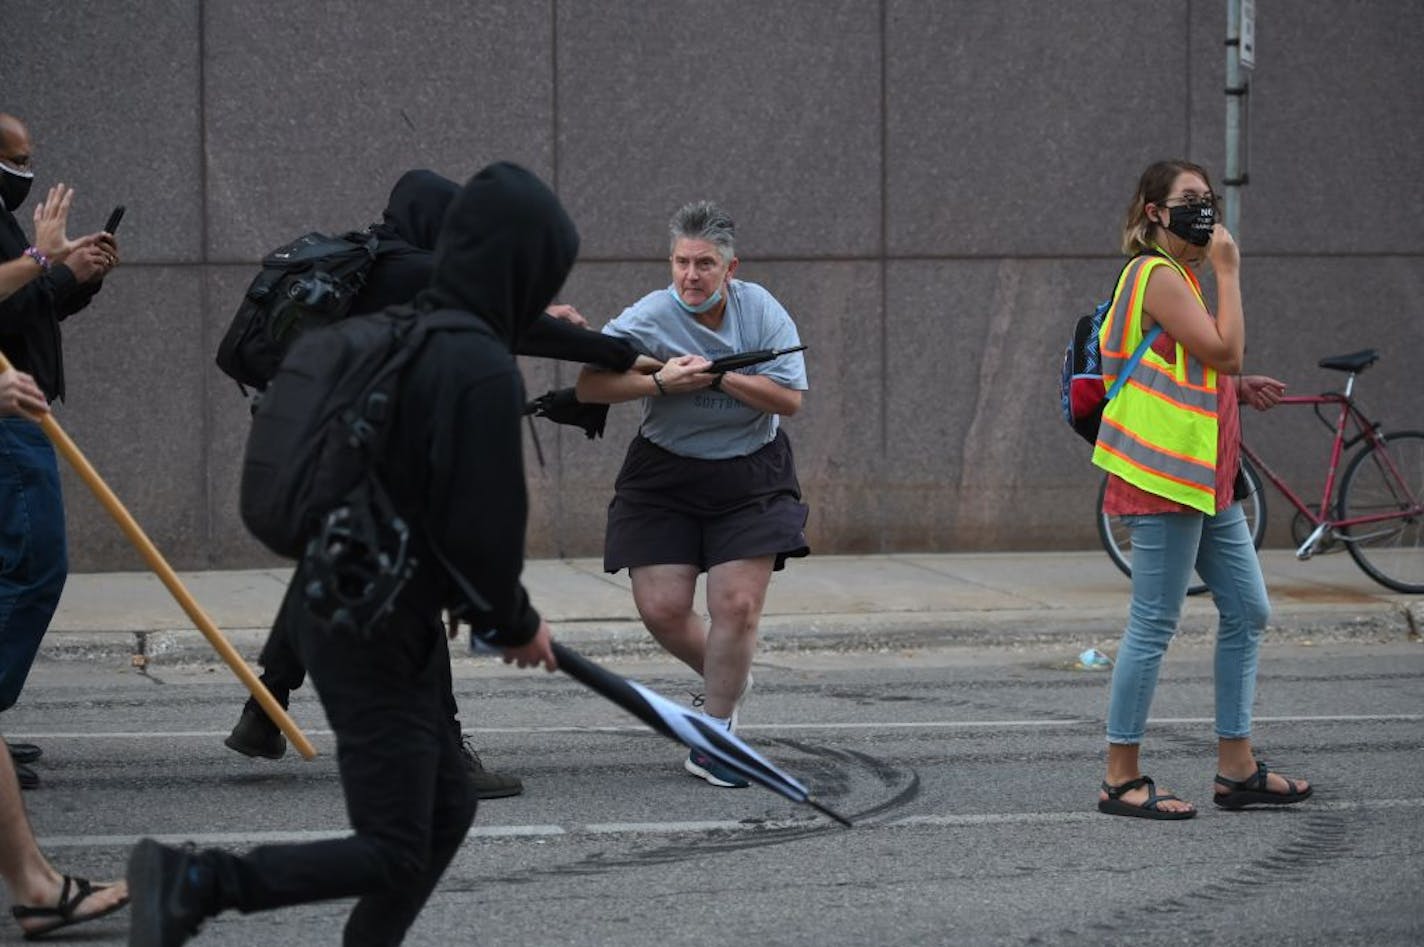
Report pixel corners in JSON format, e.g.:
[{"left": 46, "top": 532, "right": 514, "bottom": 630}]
[{"left": 600, "top": 279, "right": 808, "bottom": 459}]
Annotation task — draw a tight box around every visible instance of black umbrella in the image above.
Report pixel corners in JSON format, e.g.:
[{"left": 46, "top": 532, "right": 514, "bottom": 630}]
[
  {"left": 706, "top": 343, "right": 808, "bottom": 373},
  {"left": 550, "top": 642, "right": 850, "bottom": 826},
  {"left": 470, "top": 635, "right": 849, "bottom": 826}
]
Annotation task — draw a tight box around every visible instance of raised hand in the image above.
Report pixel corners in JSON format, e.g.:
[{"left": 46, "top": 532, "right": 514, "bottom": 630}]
[{"left": 31, "top": 183, "right": 76, "bottom": 262}]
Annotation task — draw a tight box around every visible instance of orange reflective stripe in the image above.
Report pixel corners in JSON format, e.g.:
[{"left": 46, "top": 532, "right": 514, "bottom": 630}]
[
  {"left": 1099, "top": 415, "right": 1215, "bottom": 471},
  {"left": 1139, "top": 359, "right": 1217, "bottom": 393},
  {"left": 1095, "top": 440, "right": 1217, "bottom": 498},
  {"left": 1122, "top": 378, "right": 1217, "bottom": 418}
]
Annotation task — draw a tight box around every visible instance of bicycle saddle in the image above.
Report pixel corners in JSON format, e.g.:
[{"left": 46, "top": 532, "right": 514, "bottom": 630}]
[{"left": 1317, "top": 349, "right": 1379, "bottom": 373}]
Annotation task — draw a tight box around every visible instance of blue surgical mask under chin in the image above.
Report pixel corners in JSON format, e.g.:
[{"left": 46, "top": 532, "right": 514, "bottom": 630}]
[{"left": 668, "top": 284, "right": 723, "bottom": 315}]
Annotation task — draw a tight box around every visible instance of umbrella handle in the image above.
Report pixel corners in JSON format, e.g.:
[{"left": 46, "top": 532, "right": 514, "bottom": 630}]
[{"left": 0, "top": 349, "right": 318, "bottom": 760}]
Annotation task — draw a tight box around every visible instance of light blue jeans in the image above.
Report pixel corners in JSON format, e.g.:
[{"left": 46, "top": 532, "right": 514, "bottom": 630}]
[{"left": 1106, "top": 502, "right": 1270, "bottom": 744}]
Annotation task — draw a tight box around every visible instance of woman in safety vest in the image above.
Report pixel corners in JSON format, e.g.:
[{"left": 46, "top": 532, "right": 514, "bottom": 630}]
[{"left": 1093, "top": 160, "right": 1312, "bottom": 820}]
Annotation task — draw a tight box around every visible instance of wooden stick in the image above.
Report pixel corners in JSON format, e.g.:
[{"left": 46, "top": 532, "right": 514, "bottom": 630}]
[{"left": 0, "top": 352, "right": 317, "bottom": 760}]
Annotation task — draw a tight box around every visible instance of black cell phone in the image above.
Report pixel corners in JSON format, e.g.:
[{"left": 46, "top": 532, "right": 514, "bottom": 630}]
[{"left": 103, "top": 205, "right": 125, "bottom": 234}]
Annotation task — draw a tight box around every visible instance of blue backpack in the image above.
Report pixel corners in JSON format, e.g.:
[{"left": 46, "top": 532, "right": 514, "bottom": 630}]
[{"left": 1060, "top": 299, "right": 1161, "bottom": 445}]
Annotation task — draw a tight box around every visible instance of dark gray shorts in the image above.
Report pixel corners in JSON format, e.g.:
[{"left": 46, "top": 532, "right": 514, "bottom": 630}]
[{"left": 603, "top": 430, "right": 810, "bottom": 574}]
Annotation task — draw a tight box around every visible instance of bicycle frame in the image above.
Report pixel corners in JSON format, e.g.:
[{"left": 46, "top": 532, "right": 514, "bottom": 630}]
[{"left": 1239, "top": 372, "right": 1424, "bottom": 559}]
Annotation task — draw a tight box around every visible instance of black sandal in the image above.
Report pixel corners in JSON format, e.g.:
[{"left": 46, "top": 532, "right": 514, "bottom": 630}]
[
  {"left": 10, "top": 875, "right": 129, "bottom": 940},
  {"left": 1214, "top": 761, "right": 1312, "bottom": 810},
  {"left": 1098, "top": 775, "right": 1197, "bottom": 820}
]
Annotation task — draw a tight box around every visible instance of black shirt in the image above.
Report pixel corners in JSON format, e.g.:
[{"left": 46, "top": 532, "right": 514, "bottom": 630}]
[{"left": 0, "top": 205, "right": 101, "bottom": 401}]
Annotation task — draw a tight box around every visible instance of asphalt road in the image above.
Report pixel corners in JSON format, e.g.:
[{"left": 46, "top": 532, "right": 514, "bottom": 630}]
[{"left": 4, "top": 637, "right": 1422, "bottom": 946}]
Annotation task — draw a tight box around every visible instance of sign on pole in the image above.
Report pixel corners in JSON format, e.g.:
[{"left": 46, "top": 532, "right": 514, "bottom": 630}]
[{"left": 1240, "top": 0, "right": 1257, "bottom": 70}]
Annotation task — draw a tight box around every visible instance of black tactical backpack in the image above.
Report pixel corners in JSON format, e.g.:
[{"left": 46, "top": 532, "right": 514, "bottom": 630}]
[
  {"left": 216, "top": 230, "right": 381, "bottom": 391},
  {"left": 240, "top": 308, "right": 488, "bottom": 635}
]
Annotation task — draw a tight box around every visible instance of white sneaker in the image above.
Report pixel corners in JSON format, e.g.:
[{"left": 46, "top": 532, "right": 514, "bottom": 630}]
[{"left": 689, "top": 672, "right": 754, "bottom": 731}]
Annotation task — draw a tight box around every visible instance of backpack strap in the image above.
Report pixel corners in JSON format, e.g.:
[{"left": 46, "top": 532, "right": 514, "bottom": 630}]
[{"left": 1104, "top": 324, "right": 1163, "bottom": 402}]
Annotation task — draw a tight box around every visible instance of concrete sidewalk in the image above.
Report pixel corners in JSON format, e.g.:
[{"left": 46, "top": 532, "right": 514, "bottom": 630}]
[{"left": 39, "top": 550, "right": 1421, "bottom": 666}]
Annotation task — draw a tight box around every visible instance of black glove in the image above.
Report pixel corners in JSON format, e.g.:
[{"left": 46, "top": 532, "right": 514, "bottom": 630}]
[{"left": 525, "top": 387, "right": 610, "bottom": 439}]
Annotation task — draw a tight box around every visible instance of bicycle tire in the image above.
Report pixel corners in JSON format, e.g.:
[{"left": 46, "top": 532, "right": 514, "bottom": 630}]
[
  {"left": 1096, "top": 455, "right": 1266, "bottom": 596},
  {"left": 1337, "top": 430, "right": 1424, "bottom": 594}
]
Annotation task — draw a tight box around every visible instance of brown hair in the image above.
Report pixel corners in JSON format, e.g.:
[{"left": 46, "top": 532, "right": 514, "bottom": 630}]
[{"left": 1121, "top": 159, "right": 1216, "bottom": 255}]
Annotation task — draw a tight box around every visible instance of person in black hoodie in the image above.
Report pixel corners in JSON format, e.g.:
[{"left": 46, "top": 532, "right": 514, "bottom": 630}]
[
  {"left": 0, "top": 114, "right": 117, "bottom": 791},
  {"left": 224, "top": 169, "right": 649, "bottom": 799},
  {"left": 127, "top": 163, "right": 573, "bottom": 947}
]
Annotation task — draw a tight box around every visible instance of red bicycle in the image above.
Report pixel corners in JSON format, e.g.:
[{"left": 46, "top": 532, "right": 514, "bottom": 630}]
[{"left": 1098, "top": 349, "right": 1424, "bottom": 594}]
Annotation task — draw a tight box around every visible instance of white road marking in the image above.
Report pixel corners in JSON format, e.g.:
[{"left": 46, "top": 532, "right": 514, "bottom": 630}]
[
  {"left": 7, "top": 712, "right": 1420, "bottom": 742},
  {"left": 33, "top": 799, "right": 1424, "bottom": 850}
]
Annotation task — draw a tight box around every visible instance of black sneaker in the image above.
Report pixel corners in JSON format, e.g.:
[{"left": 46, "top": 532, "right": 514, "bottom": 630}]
[
  {"left": 7, "top": 740, "right": 42, "bottom": 764},
  {"left": 459, "top": 739, "right": 523, "bottom": 799},
  {"left": 15, "top": 761, "right": 39, "bottom": 790},
  {"left": 223, "top": 707, "right": 286, "bottom": 760},
  {"left": 126, "top": 839, "right": 214, "bottom": 947}
]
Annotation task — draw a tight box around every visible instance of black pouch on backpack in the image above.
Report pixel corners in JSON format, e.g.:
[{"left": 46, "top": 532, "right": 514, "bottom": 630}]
[{"left": 216, "top": 230, "right": 381, "bottom": 391}]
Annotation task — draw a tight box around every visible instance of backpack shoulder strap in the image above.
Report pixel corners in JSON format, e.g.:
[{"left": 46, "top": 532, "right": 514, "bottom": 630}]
[{"left": 1103, "top": 251, "right": 1169, "bottom": 402}]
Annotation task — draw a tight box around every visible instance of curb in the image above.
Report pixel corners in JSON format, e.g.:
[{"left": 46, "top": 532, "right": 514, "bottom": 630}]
[{"left": 34, "top": 604, "right": 1417, "bottom": 668}]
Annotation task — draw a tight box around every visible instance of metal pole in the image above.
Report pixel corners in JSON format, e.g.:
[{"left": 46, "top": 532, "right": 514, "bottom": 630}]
[{"left": 1224, "top": 0, "right": 1252, "bottom": 238}]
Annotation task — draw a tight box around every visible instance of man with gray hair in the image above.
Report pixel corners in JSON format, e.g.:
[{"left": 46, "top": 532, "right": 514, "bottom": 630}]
[{"left": 576, "top": 200, "right": 809, "bottom": 788}]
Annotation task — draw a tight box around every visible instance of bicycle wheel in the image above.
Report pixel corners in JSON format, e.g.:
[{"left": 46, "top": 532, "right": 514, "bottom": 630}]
[
  {"left": 1096, "top": 456, "right": 1266, "bottom": 596},
  {"left": 1337, "top": 430, "right": 1424, "bottom": 594}
]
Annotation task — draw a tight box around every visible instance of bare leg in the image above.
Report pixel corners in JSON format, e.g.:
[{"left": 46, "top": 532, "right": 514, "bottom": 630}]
[
  {"left": 630, "top": 564, "right": 706, "bottom": 675},
  {"left": 701, "top": 557, "right": 774, "bottom": 719},
  {"left": 0, "top": 734, "right": 127, "bottom": 931},
  {"left": 1101, "top": 743, "right": 1195, "bottom": 814},
  {"left": 1216, "top": 737, "right": 1310, "bottom": 794}
]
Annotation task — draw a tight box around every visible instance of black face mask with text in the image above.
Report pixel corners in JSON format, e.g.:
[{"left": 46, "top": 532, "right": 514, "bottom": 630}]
[
  {"left": 1161, "top": 200, "right": 1215, "bottom": 247},
  {"left": 0, "top": 164, "right": 33, "bottom": 212}
]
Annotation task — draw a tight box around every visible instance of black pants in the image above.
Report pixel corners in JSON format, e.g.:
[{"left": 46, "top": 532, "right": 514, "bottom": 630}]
[
  {"left": 209, "top": 597, "right": 478, "bottom": 946},
  {"left": 253, "top": 583, "right": 463, "bottom": 730}
]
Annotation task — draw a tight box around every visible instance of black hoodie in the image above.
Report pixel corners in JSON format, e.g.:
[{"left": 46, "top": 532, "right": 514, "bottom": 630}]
[
  {"left": 353, "top": 169, "right": 459, "bottom": 315},
  {"left": 387, "top": 163, "right": 578, "bottom": 644},
  {"left": 358, "top": 168, "right": 636, "bottom": 369}
]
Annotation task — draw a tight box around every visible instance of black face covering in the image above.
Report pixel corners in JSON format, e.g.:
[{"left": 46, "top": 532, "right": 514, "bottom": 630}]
[
  {"left": 421, "top": 162, "right": 580, "bottom": 350},
  {"left": 0, "top": 164, "right": 32, "bottom": 212},
  {"left": 1163, "top": 200, "right": 1215, "bottom": 247}
]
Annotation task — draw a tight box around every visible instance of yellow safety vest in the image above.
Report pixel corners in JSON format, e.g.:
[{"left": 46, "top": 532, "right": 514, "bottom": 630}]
[{"left": 1091, "top": 249, "right": 1219, "bottom": 514}]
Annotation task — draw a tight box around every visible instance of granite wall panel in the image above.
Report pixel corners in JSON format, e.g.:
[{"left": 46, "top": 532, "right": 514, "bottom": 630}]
[
  {"left": 52, "top": 266, "right": 207, "bottom": 570},
  {"left": 202, "top": 1, "right": 555, "bottom": 261},
  {"left": 2, "top": 1, "right": 204, "bottom": 262},
  {"left": 884, "top": 256, "right": 1152, "bottom": 551},
  {"left": 6, "top": 1, "right": 1418, "bottom": 570},
  {"left": 1226, "top": 2, "right": 1424, "bottom": 254},
  {"left": 885, "top": 0, "right": 1190, "bottom": 257},
  {"left": 556, "top": 0, "right": 883, "bottom": 260}
]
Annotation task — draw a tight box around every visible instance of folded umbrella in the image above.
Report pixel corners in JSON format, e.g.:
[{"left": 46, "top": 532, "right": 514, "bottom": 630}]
[
  {"left": 706, "top": 343, "right": 808, "bottom": 373},
  {"left": 544, "top": 640, "right": 851, "bottom": 826}
]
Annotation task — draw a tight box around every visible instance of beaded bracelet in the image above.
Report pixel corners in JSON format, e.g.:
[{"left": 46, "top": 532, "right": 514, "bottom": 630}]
[
  {"left": 22, "top": 245, "right": 51, "bottom": 271},
  {"left": 651, "top": 372, "right": 667, "bottom": 396}
]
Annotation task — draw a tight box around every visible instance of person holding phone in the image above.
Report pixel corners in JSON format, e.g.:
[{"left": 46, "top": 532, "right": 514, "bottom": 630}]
[
  {"left": 575, "top": 200, "right": 809, "bottom": 788},
  {"left": 0, "top": 113, "right": 119, "bottom": 790}
]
